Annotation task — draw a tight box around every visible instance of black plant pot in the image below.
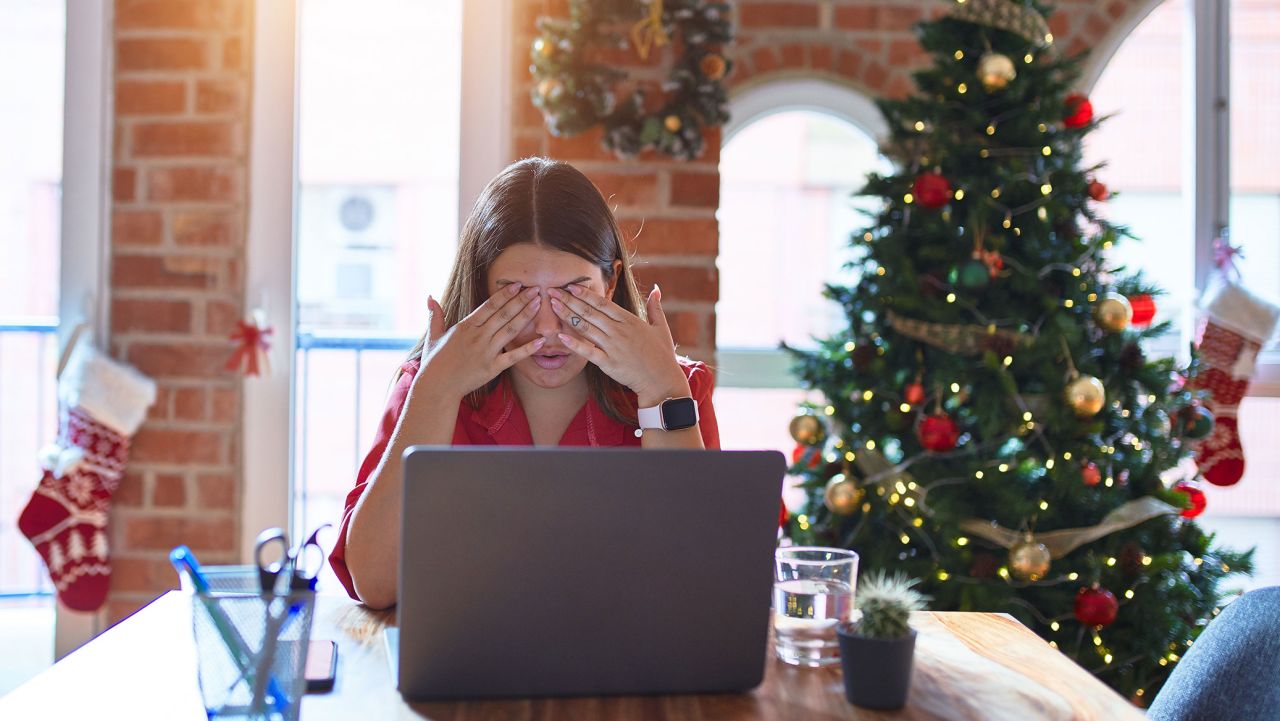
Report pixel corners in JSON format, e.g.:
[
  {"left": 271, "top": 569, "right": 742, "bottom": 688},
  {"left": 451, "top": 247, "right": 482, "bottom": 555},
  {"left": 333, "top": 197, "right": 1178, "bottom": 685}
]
[{"left": 835, "top": 626, "right": 917, "bottom": 710}]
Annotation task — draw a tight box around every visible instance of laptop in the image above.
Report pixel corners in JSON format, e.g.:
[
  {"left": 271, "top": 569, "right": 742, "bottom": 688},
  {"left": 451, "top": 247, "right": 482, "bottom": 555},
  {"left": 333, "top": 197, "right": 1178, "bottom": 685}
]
[{"left": 386, "top": 447, "right": 786, "bottom": 701}]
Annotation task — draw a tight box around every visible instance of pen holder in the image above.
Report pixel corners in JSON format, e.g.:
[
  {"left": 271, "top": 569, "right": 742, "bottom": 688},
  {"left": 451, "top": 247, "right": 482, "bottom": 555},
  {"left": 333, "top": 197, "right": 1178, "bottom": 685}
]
[{"left": 189, "top": 566, "right": 316, "bottom": 720}]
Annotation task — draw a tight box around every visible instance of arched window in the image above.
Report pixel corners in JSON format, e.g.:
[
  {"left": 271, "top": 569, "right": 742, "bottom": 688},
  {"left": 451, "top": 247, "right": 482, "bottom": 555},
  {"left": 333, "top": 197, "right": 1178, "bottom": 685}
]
[{"left": 715, "top": 80, "right": 890, "bottom": 461}]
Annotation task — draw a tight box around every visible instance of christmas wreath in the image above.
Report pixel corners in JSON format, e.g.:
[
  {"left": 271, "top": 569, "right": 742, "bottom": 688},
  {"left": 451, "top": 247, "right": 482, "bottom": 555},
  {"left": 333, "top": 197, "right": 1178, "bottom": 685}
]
[{"left": 530, "top": 0, "right": 733, "bottom": 160}]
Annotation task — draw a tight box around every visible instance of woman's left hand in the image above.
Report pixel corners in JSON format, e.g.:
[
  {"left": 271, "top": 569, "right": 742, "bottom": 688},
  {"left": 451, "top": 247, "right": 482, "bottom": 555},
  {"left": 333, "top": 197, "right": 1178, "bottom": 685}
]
[{"left": 548, "top": 283, "right": 691, "bottom": 407}]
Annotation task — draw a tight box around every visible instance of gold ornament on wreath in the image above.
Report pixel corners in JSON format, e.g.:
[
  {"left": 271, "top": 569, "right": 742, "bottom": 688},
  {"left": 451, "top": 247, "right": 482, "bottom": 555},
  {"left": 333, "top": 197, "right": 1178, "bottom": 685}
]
[
  {"left": 529, "top": 0, "right": 734, "bottom": 160},
  {"left": 977, "top": 52, "right": 1016, "bottom": 91}
]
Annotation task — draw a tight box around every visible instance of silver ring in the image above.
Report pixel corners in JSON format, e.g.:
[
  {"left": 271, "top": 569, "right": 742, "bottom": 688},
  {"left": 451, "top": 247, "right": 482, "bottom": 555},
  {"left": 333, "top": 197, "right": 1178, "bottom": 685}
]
[{"left": 570, "top": 316, "right": 582, "bottom": 328}]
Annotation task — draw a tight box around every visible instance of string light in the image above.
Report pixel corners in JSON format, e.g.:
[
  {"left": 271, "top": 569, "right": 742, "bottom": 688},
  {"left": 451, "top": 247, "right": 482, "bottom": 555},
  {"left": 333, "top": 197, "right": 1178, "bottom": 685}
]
[
  {"left": 975, "top": 470, "right": 985, "bottom": 479},
  {"left": 1064, "top": 299, "right": 1074, "bottom": 308},
  {"left": 844, "top": 341, "right": 855, "bottom": 351},
  {"left": 1002, "top": 217, "right": 1012, "bottom": 228},
  {"left": 1104, "top": 653, "right": 1113, "bottom": 664},
  {"left": 998, "top": 463, "right": 1010, "bottom": 472},
  {"left": 900, "top": 534, "right": 911, "bottom": 544},
  {"left": 862, "top": 390, "right": 873, "bottom": 401},
  {"left": 1067, "top": 572, "right": 1079, "bottom": 580},
  {"left": 986, "top": 124, "right": 996, "bottom": 135},
  {"left": 1045, "top": 32, "right": 1054, "bottom": 43},
  {"left": 958, "top": 82, "right": 968, "bottom": 94},
  {"left": 913, "top": 517, "right": 924, "bottom": 527},
  {"left": 845, "top": 451, "right": 856, "bottom": 462},
  {"left": 1038, "top": 207, "right": 1049, "bottom": 221},
  {"left": 914, "top": 120, "right": 926, "bottom": 131},
  {"left": 824, "top": 405, "right": 835, "bottom": 415},
  {"left": 1142, "top": 556, "right": 1152, "bottom": 566},
  {"left": 980, "top": 148, "right": 990, "bottom": 158},
  {"left": 1125, "top": 589, "right": 1135, "bottom": 599},
  {"left": 954, "top": 188, "right": 966, "bottom": 200},
  {"left": 834, "top": 439, "right": 843, "bottom": 448},
  {"left": 946, "top": 293, "right": 957, "bottom": 303},
  {"left": 904, "top": 193, "right": 915, "bottom": 204},
  {"left": 1050, "top": 621, "right": 1060, "bottom": 631},
  {"left": 863, "top": 231, "right": 873, "bottom": 241},
  {"left": 1049, "top": 641, "right": 1058, "bottom": 649},
  {"left": 1063, "top": 452, "right": 1073, "bottom": 460},
  {"left": 997, "top": 567, "right": 1010, "bottom": 580},
  {"left": 1039, "top": 500, "right": 1049, "bottom": 510},
  {"left": 876, "top": 266, "right": 886, "bottom": 276},
  {"left": 1023, "top": 412, "right": 1033, "bottom": 421},
  {"left": 1106, "top": 557, "right": 1117, "bottom": 567},
  {"left": 1038, "top": 122, "right": 1048, "bottom": 132},
  {"left": 956, "top": 536, "right": 970, "bottom": 546},
  {"left": 899, "top": 403, "right": 911, "bottom": 413},
  {"left": 1040, "top": 183, "right": 1053, "bottom": 195},
  {"left": 950, "top": 382, "right": 960, "bottom": 393},
  {"left": 937, "top": 570, "right": 950, "bottom": 580},
  {"left": 954, "top": 49, "right": 965, "bottom": 60},
  {"left": 1045, "top": 458, "right": 1055, "bottom": 469},
  {"left": 1087, "top": 292, "right": 1098, "bottom": 302},
  {"left": 1024, "top": 52, "right": 1033, "bottom": 63},
  {"left": 889, "top": 493, "right": 901, "bottom": 504},
  {"left": 1041, "top": 146, "right": 1052, "bottom": 156},
  {"left": 991, "top": 187, "right": 1002, "bottom": 199},
  {"left": 865, "top": 439, "right": 876, "bottom": 449},
  {"left": 1003, "top": 355, "right": 1013, "bottom": 367}
]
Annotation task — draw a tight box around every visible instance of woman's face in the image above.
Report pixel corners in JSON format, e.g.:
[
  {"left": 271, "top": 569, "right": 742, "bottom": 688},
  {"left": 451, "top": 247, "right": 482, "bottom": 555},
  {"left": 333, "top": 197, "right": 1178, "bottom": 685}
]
[{"left": 486, "top": 243, "right": 620, "bottom": 391}]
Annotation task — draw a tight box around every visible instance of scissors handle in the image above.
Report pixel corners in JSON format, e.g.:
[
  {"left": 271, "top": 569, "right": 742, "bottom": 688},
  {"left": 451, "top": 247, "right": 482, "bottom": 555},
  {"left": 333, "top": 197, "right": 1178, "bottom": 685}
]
[
  {"left": 288, "top": 523, "right": 331, "bottom": 591},
  {"left": 254, "top": 527, "right": 292, "bottom": 594}
]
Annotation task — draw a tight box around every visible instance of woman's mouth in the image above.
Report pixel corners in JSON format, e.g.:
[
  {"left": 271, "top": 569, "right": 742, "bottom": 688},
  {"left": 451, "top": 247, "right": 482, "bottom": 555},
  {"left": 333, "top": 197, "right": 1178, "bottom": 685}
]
[{"left": 532, "top": 350, "right": 570, "bottom": 370}]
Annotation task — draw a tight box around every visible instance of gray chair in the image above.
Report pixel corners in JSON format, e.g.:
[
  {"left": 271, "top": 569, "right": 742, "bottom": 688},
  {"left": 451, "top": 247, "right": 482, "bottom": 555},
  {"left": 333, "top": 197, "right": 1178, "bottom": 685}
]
[{"left": 1148, "top": 586, "right": 1280, "bottom": 721}]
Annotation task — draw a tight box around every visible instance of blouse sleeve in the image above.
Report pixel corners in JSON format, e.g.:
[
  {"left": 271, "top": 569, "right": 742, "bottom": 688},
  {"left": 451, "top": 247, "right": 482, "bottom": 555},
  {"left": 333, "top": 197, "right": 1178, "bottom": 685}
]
[
  {"left": 327, "top": 362, "right": 418, "bottom": 601},
  {"left": 684, "top": 360, "right": 720, "bottom": 450}
]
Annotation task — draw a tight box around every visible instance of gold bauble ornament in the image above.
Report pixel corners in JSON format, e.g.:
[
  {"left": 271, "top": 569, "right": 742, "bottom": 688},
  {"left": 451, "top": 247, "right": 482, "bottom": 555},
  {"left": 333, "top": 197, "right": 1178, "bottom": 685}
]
[
  {"left": 1094, "top": 293, "right": 1133, "bottom": 333},
  {"left": 977, "top": 52, "right": 1017, "bottom": 91},
  {"left": 789, "top": 414, "right": 825, "bottom": 445},
  {"left": 537, "top": 78, "right": 564, "bottom": 102},
  {"left": 533, "top": 36, "right": 554, "bottom": 59},
  {"left": 1064, "top": 374, "right": 1106, "bottom": 418},
  {"left": 700, "top": 53, "right": 727, "bottom": 81},
  {"left": 1009, "top": 536, "right": 1052, "bottom": 581},
  {"left": 664, "top": 114, "right": 682, "bottom": 133},
  {"left": 823, "top": 474, "right": 864, "bottom": 515}
]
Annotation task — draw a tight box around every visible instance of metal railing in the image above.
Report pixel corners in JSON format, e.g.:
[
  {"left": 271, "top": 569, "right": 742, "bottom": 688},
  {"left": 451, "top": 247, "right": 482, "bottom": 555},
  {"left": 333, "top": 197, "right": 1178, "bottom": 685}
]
[{"left": 0, "top": 318, "right": 59, "bottom": 598}]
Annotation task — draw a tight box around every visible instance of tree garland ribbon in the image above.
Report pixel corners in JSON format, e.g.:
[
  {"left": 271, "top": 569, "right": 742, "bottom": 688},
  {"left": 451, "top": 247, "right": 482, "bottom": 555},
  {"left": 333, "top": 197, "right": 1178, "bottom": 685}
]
[
  {"left": 958, "top": 496, "right": 1180, "bottom": 559},
  {"left": 887, "top": 310, "right": 1033, "bottom": 356}
]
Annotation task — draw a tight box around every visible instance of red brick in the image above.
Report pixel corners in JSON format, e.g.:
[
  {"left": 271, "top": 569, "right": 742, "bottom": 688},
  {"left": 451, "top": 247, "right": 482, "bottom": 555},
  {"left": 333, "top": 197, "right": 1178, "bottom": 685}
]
[
  {"left": 111, "top": 556, "right": 178, "bottom": 595},
  {"left": 115, "top": 80, "right": 186, "bottom": 115},
  {"left": 620, "top": 218, "right": 718, "bottom": 255},
  {"left": 173, "top": 387, "right": 206, "bottom": 421},
  {"left": 833, "top": 5, "right": 875, "bottom": 29},
  {"left": 152, "top": 473, "right": 188, "bottom": 507},
  {"left": 811, "top": 45, "right": 834, "bottom": 71},
  {"left": 112, "top": 210, "right": 163, "bottom": 247},
  {"left": 205, "top": 300, "right": 241, "bottom": 336},
  {"left": 837, "top": 49, "right": 863, "bottom": 78},
  {"left": 173, "top": 210, "right": 238, "bottom": 247},
  {"left": 547, "top": 128, "right": 618, "bottom": 162},
  {"left": 222, "top": 36, "right": 245, "bottom": 70},
  {"left": 132, "top": 426, "right": 224, "bottom": 464},
  {"left": 854, "top": 38, "right": 885, "bottom": 56},
  {"left": 779, "top": 43, "right": 806, "bottom": 69},
  {"left": 114, "top": 167, "right": 137, "bottom": 202},
  {"left": 126, "top": 342, "right": 235, "bottom": 380},
  {"left": 864, "top": 61, "right": 890, "bottom": 92},
  {"left": 116, "top": 0, "right": 237, "bottom": 30},
  {"left": 1048, "top": 14, "right": 1071, "bottom": 37},
  {"left": 146, "top": 166, "right": 239, "bottom": 202},
  {"left": 117, "top": 38, "right": 208, "bottom": 72},
  {"left": 122, "top": 514, "right": 235, "bottom": 553},
  {"left": 1107, "top": 0, "right": 1129, "bottom": 20},
  {"left": 886, "top": 73, "right": 914, "bottom": 99},
  {"left": 589, "top": 172, "right": 659, "bottom": 208},
  {"left": 116, "top": 471, "right": 146, "bottom": 508},
  {"left": 666, "top": 310, "right": 713, "bottom": 349},
  {"left": 739, "top": 2, "right": 819, "bottom": 28},
  {"left": 670, "top": 171, "right": 719, "bottom": 208},
  {"left": 195, "top": 79, "right": 243, "bottom": 114},
  {"left": 881, "top": 6, "right": 924, "bottom": 31},
  {"left": 514, "top": 90, "right": 545, "bottom": 129},
  {"left": 112, "top": 254, "right": 220, "bottom": 290},
  {"left": 210, "top": 387, "right": 238, "bottom": 423},
  {"left": 133, "top": 121, "right": 236, "bottom": 157},
  {"left": 196, "top": 473, "right": 236, "bottom": 510},
  {"left": 111, "top": 298, "right": 192, "bottom": 334},
  {"left": 512, "top": 133, "right": 546, "bottom": 161},
  {"left": 146, "top": 387, "right": 172, "bottom": 422},
  {"left": 1085, "top": 12, "right": 1109, "bottom": 40},
  {"left": 888, "top": 38, "right": 920, "bottom": 66},
  {"left": 752, "top": 47, "right": 781, "bottom": 75},
  {"left": 633, "top": 264, "right": 718, "bottom": 303}
]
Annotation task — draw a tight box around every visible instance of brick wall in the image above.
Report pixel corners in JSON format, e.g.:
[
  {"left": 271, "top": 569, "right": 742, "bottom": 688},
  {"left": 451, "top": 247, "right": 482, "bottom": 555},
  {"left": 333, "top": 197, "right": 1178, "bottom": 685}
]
[
  {"left": 509, "top": 0, "right": 1153, "bottom": 364},
  {"left": 105, "top": 0, "right": 250, "bottom": 624}
]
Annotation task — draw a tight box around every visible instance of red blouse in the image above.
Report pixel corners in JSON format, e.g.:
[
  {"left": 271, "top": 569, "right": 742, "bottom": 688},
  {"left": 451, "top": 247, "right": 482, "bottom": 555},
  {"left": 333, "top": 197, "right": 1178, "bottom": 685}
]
[{"left": 327, "top": 357, "right": 720, "bottom": 600}]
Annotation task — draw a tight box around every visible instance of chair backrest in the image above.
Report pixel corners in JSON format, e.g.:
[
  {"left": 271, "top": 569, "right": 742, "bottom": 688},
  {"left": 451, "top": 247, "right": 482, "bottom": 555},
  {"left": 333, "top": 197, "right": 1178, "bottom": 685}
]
[{"left": 1148, "top": 586, "right": 1280, "bottom": 721}]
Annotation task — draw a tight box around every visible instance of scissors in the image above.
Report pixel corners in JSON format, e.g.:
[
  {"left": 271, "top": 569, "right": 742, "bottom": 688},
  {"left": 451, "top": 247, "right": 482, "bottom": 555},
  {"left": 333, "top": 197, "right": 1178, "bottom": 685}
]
[{"left": 253, "top": 524, "right": 330, "bottom": 595}]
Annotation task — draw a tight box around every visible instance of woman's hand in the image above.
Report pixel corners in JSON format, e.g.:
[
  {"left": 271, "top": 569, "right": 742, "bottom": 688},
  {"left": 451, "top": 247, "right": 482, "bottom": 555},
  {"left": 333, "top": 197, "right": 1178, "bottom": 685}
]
[
  {"left": 416, "top": 284, "right": 547, "bottom": 395},
  {"left": 547, "top": 284, "right": 690, "bottom": 407}
]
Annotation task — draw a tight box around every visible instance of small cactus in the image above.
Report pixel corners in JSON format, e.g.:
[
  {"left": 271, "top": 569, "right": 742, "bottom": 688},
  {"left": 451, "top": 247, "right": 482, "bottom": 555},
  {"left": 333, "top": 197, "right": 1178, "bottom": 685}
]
[{"left": 853, "top": 570, "right": 929, "bottom": 640}]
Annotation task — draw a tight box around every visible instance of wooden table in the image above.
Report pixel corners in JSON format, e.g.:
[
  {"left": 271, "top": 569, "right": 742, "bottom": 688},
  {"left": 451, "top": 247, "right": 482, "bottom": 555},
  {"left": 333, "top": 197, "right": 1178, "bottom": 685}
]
[{"left": 0, "top": 592, "right": 1146, "bottom": 720}]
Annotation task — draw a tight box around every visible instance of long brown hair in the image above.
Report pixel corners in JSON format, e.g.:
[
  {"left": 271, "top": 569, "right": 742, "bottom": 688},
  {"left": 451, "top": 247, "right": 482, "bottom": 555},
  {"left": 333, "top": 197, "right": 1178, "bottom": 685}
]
[{"left": 403, "top": 157, "right": 645, "bottom": 424}]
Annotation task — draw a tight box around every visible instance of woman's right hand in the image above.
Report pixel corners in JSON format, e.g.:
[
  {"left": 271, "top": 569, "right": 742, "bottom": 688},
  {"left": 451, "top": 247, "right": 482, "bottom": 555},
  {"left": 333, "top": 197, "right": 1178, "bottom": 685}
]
[{"left": 415, "top": 283, "right": 545, "bottom": 395}]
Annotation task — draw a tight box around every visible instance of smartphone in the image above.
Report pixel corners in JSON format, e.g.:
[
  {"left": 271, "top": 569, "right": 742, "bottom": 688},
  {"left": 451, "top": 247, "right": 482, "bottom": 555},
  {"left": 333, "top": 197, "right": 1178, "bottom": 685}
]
[{"left": 305, "top": 639, "right": 338, "bottom": 693}]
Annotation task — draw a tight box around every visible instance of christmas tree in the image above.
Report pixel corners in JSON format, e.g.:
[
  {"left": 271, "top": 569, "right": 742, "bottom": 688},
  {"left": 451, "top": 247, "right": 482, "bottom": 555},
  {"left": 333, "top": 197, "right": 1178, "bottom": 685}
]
[{"left": 782, "top": 0, "right": 1252, "bottom": 701}]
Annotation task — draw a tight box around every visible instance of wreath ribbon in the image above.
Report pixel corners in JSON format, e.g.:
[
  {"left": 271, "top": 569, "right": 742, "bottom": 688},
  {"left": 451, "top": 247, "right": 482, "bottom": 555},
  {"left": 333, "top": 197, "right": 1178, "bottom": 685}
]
[
  {"left": 630, "top": 0, "right": 670, "bottom": 60},
  {"left": 958, "top": 496, "right": 1179, "bottom": 559}
]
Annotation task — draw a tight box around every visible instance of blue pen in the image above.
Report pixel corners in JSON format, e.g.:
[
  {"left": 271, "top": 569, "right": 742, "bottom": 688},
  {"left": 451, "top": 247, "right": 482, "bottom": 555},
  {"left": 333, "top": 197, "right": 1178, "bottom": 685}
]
[{"left": 170, "top": 546, "right": 289, "bottom": 714}]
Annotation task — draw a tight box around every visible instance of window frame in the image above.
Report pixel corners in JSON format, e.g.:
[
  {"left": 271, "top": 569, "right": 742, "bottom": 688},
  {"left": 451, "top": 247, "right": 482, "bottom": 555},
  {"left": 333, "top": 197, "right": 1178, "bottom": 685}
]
[
  {"left": 243, "top": 0, "right": 513, "bottom": 560},
  {"left": 717, "top": 78, "right": 888, "bottom": 390}
]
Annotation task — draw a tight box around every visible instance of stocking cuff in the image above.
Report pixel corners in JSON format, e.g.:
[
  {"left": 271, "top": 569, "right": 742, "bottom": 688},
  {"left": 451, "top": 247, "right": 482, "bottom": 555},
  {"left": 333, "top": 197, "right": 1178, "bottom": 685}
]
[
  {"left": 59, "top": 338, "right": 157, "bottom": 436},
  {"left": 1201, "top": 279, "right": 1280, "bottom": 344}
]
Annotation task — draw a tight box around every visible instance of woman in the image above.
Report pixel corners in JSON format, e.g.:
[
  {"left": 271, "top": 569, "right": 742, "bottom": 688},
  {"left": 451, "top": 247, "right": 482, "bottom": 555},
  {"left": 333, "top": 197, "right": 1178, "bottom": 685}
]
[{"left": 329, "top": 158, "right": 720, "bottom": 608}]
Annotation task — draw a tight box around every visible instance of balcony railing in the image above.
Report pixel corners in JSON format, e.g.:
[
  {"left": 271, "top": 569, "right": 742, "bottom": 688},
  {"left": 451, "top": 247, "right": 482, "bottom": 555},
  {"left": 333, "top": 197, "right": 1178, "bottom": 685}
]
[{"left": 0, "top": 318, "right": 59, "bottom": 598}]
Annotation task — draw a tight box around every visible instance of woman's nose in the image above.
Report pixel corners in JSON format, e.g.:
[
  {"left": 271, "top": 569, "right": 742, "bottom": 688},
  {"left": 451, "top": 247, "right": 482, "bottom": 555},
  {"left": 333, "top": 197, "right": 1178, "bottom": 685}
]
[{"left": 532, "top": 290, "right": 562, "bottom": 336}]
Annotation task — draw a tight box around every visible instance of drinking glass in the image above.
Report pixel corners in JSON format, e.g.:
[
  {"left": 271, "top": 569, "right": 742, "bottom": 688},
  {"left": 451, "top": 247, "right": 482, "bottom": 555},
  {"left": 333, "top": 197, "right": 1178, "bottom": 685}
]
[{"left": 773, "top": 546, "right": 858, "bottom": 667}]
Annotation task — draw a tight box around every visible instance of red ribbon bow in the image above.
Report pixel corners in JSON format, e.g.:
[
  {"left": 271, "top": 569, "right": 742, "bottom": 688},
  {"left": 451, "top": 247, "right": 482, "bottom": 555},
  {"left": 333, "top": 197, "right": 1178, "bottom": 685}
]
[
  {"left": 1212, "top": 235, "right": 1243, "bottom": 278},
  {"left": 227, "top": 318, "right": 273, "bottom": 377}
]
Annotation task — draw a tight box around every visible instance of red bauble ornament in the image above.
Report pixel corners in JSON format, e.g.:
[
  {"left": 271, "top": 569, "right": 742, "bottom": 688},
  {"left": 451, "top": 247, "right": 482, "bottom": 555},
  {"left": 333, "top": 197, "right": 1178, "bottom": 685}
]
[
  {"left": 1088, "top": 179, "right": 1109, "bottom": 201},
  {"left": 912, "top": 171, "right": 952, "bottom": 210},
  {"left": 904, "top": 382, "right": 926, "bottom": 405},
  {"left": 791, "top": 444, "right": 823, "bottom": 470},
  {"left": 1082, "top": 462, "right": 1102, "bottom": 487},
  {"left": 1063, "top": 93, "right": 1094, "bottom": 129},
  {"left": 1173, "top": 481, "right": 1207, "bottom": 518},
  {"left": 1129, "top": 294, "right": 1157, "bottom": 326},
  {"left": 918, "top": 412, "right": 960, "bottom": 451},
  {"left": 1074, "top": 586, "right": 1119, "bottom": 627},
  {"left": 778, "top": 501, "right": 789, "bottom": 528},
  {"left": 1172, "top": 478, "right": 1203, "bottom": 519}
]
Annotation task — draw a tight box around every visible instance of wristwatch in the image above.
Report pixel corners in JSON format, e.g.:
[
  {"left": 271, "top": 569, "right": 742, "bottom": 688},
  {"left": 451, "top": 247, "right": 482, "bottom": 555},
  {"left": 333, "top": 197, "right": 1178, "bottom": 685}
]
[{"left": 634, "top": 397, "right": 700, "bottom": 437}]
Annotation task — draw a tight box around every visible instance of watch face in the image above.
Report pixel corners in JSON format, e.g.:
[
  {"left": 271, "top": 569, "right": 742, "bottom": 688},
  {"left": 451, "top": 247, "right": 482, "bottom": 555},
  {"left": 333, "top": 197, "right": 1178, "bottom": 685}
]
[{"left": 661, "top": 397, "right": 699, "bottom": 430}]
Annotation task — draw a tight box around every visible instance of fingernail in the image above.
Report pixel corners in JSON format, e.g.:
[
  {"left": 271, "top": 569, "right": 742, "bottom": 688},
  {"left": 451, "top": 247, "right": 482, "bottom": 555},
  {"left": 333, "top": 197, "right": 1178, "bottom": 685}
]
[
  {"left": 509, "top": 283, "right": 523, "bottom": 295},
  {"left": 525, "top": 286, "right": 539, "bottom": 298},
  {"left": 550, "top": 298, "right": 564, "bottom": 312},
  {"left": 568, "top": 285, "right": 582, "bottom": 296},
  {"left": 427, "top": 294, "right": 435, "bottom": 306},
  {"left": 557, "top": 333, "right": 572, "bottom": 343},
  {"left": 531, "top": 296, "right": 542, "bottom": 309},
  {"left": 548, "top": 287, "right": 561, "bottom": 297},
  {"left": 534, "top": 338, "right": 546, "bottom": 348}
]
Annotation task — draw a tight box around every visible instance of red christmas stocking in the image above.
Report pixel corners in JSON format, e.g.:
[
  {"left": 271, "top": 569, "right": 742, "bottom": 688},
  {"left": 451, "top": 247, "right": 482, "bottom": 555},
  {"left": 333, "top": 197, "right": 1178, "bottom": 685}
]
[
  {"left": 18, "top": 336, "right": 155, "bottom": 612},
  {"left": 1190, "top": 281, "right": 1280, "bottom": 487}
]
